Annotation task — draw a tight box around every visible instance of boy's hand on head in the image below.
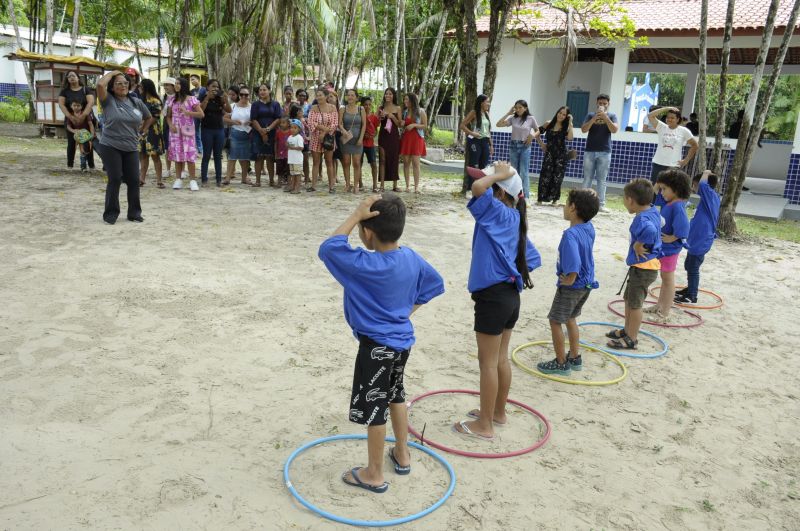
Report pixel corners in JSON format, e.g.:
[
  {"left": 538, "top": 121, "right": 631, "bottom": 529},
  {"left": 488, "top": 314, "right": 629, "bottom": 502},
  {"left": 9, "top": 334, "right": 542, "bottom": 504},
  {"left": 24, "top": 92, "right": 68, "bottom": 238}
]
[{"left": 354, "top": 195, "right": 382, "bottom": 221}]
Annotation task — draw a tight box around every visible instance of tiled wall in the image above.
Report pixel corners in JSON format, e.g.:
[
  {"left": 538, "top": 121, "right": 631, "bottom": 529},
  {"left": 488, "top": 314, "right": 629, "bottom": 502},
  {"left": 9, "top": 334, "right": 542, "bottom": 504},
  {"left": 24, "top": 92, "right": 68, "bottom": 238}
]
[
  {"left": 0, "top": 83, "right": 30, "bottom": 101},
  {"left": 785, "top": 154, "right": 800, "bottom": 205},
  {"left": 490, "top": 131, "right": 735, "bottom": 186}
]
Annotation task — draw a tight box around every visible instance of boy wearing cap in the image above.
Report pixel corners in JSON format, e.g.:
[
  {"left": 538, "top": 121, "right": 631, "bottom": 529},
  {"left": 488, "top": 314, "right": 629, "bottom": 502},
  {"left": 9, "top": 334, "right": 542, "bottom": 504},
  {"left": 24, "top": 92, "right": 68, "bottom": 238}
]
[{"left": 287, "top": 119, "right": 305, "bottom": 194}]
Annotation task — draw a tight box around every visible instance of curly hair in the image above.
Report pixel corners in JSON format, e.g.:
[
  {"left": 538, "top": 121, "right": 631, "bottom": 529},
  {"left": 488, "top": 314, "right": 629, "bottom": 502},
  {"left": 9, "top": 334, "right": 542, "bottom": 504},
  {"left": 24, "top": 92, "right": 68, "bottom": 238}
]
[{"left": 657, "top": 169, "right": 692, "bottom": 200}]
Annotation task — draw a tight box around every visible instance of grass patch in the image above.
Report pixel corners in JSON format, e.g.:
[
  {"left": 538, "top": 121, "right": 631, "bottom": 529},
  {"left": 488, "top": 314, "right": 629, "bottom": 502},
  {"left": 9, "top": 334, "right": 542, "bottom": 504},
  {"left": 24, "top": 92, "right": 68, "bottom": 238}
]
[
  {"left": 735, "top": 216, "right": 800, "bottom": 244},
  {"left": 0, "top": 97, "right": 30, "bottom": 122},
  {"left": 428, "top": 126, "right": 456, "bottom": 148}
]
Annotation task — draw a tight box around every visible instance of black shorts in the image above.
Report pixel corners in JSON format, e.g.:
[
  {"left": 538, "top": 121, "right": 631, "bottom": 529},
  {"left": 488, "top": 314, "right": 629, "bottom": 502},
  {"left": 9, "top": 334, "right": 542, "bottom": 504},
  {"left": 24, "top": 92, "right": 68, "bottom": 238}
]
[
  {"left": 472, "top": 282, "right": 521, "bottom": 335},
  {"left": 349, "top": 336, "right": 410, "bottom": 426},
  {"left": 548, "top": 287, "right": 591, "bottom": 324},
  {"left": 362, "top": 146, "right": 377, "bottom": 165}
]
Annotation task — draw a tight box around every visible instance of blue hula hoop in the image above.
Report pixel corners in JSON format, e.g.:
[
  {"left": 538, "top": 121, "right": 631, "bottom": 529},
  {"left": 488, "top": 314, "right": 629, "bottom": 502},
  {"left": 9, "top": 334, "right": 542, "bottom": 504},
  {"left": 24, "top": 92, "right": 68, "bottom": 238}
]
[
  {"left": 577, "top": 321, "right": 669, "bottom": 359},
  {"left": 284, "top": 434, "right": 456, "bottom": 527}
]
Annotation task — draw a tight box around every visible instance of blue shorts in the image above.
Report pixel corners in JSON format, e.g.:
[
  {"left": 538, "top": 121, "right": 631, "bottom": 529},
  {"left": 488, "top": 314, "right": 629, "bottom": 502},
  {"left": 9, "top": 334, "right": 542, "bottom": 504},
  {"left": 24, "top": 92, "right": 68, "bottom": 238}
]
[{"left": 362, "top": 146, "right": 377, "bottom": 165}]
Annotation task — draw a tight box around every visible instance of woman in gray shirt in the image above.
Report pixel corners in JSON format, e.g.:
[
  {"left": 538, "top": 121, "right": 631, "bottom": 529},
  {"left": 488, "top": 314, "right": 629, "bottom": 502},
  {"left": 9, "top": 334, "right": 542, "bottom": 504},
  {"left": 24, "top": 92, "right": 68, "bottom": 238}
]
[{"left": 96, "top": 70, "right": 154, "bottom": 224}]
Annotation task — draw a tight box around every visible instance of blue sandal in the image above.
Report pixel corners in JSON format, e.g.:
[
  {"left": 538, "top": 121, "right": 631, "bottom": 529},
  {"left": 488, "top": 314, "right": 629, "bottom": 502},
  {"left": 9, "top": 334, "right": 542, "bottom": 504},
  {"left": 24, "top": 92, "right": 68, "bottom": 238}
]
[
  {"left": 342, "top": 467, "right": 389, "bottom": 493},
  {"left": 388, "top": 447, "right": 411, "bottom": 475}
]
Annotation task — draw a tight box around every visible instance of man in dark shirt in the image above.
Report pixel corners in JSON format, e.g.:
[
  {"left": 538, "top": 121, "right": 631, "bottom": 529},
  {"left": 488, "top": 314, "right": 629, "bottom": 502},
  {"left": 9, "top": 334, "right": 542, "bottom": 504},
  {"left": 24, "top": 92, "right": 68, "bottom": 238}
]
[
  {"left": 581, "top": 94, "right": 618, "bottom": 213},
  {"left": 190, "top": 74, "right": 203, "bottom": 155},
  {"left": 686, "top": 113, "right": 699, "bottom": 136}
]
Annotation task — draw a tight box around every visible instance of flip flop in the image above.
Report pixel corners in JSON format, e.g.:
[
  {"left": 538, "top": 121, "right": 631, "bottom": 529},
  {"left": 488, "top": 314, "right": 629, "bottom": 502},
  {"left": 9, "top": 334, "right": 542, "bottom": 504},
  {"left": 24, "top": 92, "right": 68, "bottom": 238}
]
[
  {"left": 388, "top": 447, "right": 411, "bottom": 475},
  {"left": 342, "top": 467, "right": 388, "bottom": 493},
  {"left": 466, "top": 409, "right": 506, "bottom": 426},
  {"left": 157, "top": 182, "right": 165, "bottom": 189},
  {"left": 452, "top": 420, "right": 494, "bottom": 441}
]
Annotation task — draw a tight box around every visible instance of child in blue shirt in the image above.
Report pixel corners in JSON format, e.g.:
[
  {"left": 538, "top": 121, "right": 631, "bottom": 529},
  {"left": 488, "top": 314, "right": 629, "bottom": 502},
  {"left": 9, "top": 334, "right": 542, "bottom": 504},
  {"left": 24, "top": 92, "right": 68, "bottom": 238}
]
[
  {"left": 675, "top": 171, "right": 720, "bottom": 304},
  {"left": 454, "top": 162, "right": 541, "bottom": 441},
  {"left": 537, "top": 189, "right": 600, "bottom": 375},
  {"left": 606, "top": 179, "right": 662, "bottom": 350},
  {"left": 318, "top": 193, "right": 444, "bottom": 494},
  {"left": 647, "top": 169, "right": 691, "bottom": 320}
]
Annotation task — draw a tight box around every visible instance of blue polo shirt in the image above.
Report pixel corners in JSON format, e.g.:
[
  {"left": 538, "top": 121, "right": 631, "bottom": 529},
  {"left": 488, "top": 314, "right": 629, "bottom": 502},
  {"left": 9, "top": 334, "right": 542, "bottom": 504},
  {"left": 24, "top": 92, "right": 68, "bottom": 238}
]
[
  {"left": 627, "top": 207, "right": 663, "bottom": 266},
  {"left": 318, "top": 235, "right": 445, "bottom": 351},
  {"left": 467, "top": 187, "right": 541, "bottom": 293},
  {"left": 687, "top": 181, "right": 720, "bottom": 256},
  {"left": 557, "top": 222, "right": 599, "bottom": 290},
  {"left": 583, "top": 112, "right": 618, "bottom": 153},
  {"left": 659, "top": 200, "right": 690, "bottom": 257}
]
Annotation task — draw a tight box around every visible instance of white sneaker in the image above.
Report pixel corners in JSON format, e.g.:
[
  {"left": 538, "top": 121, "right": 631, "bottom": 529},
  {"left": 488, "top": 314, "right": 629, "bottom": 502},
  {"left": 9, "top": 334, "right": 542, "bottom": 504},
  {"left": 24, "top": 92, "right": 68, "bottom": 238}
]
[
  {"left": 599, "top": 206, "right": 610, "bottom": 213},
  {"left": 189, "top": 179, "right": 199, "bottom": 191},
  {"left": 172, "top": 178, "right": 183, "bottom": 190}
]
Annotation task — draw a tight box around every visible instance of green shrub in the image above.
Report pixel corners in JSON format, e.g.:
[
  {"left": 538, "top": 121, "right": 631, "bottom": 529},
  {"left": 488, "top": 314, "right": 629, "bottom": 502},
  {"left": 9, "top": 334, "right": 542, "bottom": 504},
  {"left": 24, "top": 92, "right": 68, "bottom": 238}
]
[{"left": 0, "top": 96, "right": 30, "bottom": 123}]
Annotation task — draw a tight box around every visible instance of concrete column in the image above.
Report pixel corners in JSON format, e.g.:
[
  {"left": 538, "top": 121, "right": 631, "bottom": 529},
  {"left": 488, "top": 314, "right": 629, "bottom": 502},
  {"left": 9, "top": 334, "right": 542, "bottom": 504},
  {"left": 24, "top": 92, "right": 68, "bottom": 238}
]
[
  {"left": 681, "top": 65, "right": 699, "bottom": 116},
  {"left": 607, "top": 47, "right": 629, "bottom": 120},
  {"left": 793, "top": 110, "right": 800, "bottom": 152}
]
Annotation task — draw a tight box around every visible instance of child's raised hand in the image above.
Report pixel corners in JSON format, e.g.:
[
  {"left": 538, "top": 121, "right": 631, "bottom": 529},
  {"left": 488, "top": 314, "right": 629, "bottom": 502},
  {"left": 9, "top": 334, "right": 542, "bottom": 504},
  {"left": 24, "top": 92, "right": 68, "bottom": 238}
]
[{"left": 354, "top": 195, "right": 382, "bottom": 221}]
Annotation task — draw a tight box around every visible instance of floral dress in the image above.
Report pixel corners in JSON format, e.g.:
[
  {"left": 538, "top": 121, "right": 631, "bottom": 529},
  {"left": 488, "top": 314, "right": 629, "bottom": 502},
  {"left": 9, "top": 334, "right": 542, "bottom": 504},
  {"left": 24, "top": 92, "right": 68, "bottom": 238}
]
[
  {"left": 537, "top": 127, "right": 569, "bottom": 203},
  {"left": 168, "top": 95, "right": 200, "bottom": 162},
  {"left": 307, "top": 105, "right": 339, "bottom": 153},
  {"left": 139, "top": 96, "right": 164, "bottom": 156}
]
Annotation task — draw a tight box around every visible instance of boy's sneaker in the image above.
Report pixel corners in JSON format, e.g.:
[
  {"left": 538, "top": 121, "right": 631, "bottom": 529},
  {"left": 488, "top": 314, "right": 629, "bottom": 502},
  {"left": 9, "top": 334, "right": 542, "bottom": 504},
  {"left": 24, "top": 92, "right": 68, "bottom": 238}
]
[
  {"left": 599, "top": 206, "right": 610, "bottom": 213},
  {"left": 674, "top": 293, "right": 697, "bottom": 304},
  {"left": 675, "top": 287, "right": 689, "bottom": 297},
  {"left": 189, "top": 179, "right": 200, "bottom": 191},
  {"left": 537, "top": 358, "right": 571, "bottom": 376},
  {"left": 172, "top": 178, "right": 183, "bottom": 190},
  {"left": 567, "top": 355, "right": 582, "bottom": 371}
]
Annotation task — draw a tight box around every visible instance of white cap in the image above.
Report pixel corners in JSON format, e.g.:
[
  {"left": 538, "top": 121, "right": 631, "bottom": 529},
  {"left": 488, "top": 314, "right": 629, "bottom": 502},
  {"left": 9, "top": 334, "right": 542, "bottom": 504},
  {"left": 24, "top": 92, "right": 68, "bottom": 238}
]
[
  {"left": 162, "top": 77, "right": 176, "bottom": 86},
  {"left": 469, "top": 164, "right": 523, "bottom": 205}
]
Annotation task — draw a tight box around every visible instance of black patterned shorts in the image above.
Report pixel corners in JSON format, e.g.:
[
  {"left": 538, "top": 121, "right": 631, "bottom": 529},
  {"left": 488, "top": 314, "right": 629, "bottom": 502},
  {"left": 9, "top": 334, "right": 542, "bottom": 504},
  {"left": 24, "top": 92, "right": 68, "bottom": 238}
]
[{"left": 349, "top": 336, "right": 410, "bottom": 426}]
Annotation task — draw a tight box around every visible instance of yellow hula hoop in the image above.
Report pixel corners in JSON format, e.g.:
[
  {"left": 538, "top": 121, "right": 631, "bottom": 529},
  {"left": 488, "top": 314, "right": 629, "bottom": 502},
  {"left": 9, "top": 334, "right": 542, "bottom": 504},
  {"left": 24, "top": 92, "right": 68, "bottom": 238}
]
[{"left": 511, "top": 340, "right": 628, "bottom": 386}]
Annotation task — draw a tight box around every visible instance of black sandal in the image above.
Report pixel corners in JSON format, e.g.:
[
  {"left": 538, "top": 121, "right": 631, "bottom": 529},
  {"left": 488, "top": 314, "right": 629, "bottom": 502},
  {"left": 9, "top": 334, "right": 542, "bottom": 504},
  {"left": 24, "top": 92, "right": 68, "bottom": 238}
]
[
  {"left": 607, "top": 335, "right": 638, "bottom": 350},
  {"left": 605, "top": 328, "right": 627, "bottom": 339}
]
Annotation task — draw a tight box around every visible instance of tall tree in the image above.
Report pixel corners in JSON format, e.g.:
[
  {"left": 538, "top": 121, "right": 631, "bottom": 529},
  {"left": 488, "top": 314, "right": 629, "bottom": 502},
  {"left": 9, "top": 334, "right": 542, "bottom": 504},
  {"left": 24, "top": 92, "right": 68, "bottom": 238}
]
[
  {"left": 69, "top": 0, "right": 81, "bottom": 55},
  {"left": 711, "top": 0, "right": 735, "bottom": 174},
  {"left": 482, "top": 0, "right": 515, "bottom": 97},
  {"left": 718, "top": 0, "right": 800, "bottom": 236},
  {"left": 44, "top": 0, "right": 53, "bottom": 54},
  {"left": 5, "top": 0, "right": 35, "bottom": 94},
  {"left": 695, "top": 0, "right": 708, "bottom": 173}
]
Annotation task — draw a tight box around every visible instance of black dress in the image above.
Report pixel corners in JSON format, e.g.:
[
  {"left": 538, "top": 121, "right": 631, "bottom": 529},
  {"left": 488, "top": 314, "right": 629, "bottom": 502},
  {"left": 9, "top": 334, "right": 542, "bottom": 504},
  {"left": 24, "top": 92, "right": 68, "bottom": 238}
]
[{"left": 537, "top": 127, "right": 569, "bottom": 203}]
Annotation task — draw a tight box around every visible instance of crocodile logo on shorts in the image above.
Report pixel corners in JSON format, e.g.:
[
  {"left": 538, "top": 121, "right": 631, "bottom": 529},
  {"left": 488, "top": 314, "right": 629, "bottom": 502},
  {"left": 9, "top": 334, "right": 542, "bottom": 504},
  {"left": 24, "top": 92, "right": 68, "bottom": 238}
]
[
  {"left": 370, "top": 346, "right": 396, "bottom": 361},
  {"left": 366, "top": 388, "right": 388, "bottom": 402},
  {"left": 349, "top": 409, "right": 364, "bottom": 420}
]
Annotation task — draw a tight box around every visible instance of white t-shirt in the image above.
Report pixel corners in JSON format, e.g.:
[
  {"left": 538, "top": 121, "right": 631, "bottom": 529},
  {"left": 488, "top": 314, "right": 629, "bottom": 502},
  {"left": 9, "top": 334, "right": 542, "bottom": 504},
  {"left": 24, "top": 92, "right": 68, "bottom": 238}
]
[
  {"left": 287, "top": 134, "right": 304, "bottom": 164},
  {"left": 231, "top": 104, "right": 252, "bottom": 132},
  {"left": 652, "top": 121, "right": 694, "bottom": 167}
]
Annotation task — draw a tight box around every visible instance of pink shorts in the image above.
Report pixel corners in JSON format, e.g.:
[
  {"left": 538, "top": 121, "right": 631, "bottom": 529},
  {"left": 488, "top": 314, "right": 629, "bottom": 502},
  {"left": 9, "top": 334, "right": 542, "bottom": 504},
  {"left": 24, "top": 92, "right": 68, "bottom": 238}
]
[{"left": 659, "top": 253, "right": 680, "bottom": 273}]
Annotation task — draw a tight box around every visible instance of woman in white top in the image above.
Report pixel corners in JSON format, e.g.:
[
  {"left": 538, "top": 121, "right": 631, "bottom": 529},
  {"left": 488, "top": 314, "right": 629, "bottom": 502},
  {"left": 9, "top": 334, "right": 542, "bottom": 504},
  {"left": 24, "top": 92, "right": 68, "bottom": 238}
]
[
  {"left": 496, "top": 100, "right": 538, "bottom": 200},
  {"left": 648, "top": 106, "right": 698, "bottom": 182},
  {"left": 223, "top": 86, "right": 253, "bottom": 185}
]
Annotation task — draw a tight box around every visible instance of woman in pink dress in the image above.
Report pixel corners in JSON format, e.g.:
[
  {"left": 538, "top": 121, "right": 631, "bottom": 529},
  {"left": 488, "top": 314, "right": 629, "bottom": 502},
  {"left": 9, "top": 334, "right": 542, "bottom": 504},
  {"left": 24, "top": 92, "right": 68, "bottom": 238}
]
[
  {"left": 166, "top": 77, "right": 204, "bottom": 191},
  {"left": 307, "top": 88, "right": 339, "bottom": 193}
]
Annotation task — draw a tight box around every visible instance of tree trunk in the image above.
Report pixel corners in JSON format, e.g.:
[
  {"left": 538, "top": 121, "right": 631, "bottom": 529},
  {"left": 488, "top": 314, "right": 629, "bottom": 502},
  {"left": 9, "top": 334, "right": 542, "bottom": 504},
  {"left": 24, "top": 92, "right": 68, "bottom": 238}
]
[
  {"left": 695, "top": 0, "right": 709, "bottom": 173},
  {"left": 712, "top": 0, "right": 735, "bottom": 174},
  {"left": 453, "top": 54, "right": 461, "bottom": 146},
  {"left": 173, "top": 0, "right": 192, "bottom": 77},
  {"left": 45, "top": 0, "right": 54, "bottom": 55},
  {"left": 70, "top": 0, "right": 81, "bottom": 56},
  {"left": 419, "top": 11, "right": 448, "bottom": 105},
  {"left": 389, "top": 0, "right": 403, "bottom": 88},
  {"left": 134, "top": 40, "right": 144, "bottom": 80},
  {"left": 728, "top": 0, "right": 800, "bottom": 214},
  {"left": 94, "top": 0, "right": 109, "bottom": 61},
  {"left": 6, "top": 0, "right": 35, "bottom": 96},
  {"left": 58, "top": 1, "right": 66, "bottom": 33},
  {"left": 717, "top": 0, "right": 781, "bottom": 237},
  {"left": 482, "top": 0, "right": 512, "bottom": 98},
  {"left": 457, "top": 0, "right": 479, "bottom": 112}
]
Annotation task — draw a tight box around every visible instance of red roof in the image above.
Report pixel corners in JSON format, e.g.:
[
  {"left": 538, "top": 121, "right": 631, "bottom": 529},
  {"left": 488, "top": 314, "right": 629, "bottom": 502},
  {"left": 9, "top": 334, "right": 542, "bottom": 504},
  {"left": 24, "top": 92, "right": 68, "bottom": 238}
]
[{"left": 477, "top": 0, "right": 800, "bottom": 37}]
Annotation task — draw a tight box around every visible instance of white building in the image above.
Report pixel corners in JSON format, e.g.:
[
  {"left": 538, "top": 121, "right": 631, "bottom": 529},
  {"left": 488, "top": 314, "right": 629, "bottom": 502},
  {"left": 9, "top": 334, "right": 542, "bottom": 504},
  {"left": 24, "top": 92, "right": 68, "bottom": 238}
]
[{"left": 477, "top": 0, "right": 800, "bottom": 216}]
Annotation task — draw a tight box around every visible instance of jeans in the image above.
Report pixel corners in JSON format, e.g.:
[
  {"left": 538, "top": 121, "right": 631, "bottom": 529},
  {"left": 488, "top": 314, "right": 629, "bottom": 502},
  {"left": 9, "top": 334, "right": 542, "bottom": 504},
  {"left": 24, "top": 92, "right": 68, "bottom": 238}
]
[
  {"left": 684, "top": 253, "right": 706, "bottom": 298},
  {"left": 463, "top": 136, "right": 492, "bottom": 191},
  {"left": 201, "top": 128, "right": 225, "bottom": 183},
  {"left": 98, "top": 144, "right": 141, "bottom": 223},
  {"left": 194, "top": 118, "right": 203, "bottom": 154},
  {"left": 582, "top": 151, "right": 611, "bottom": 206},
  {"left": 509, "top": 140, "right": 531, "bottom": 199}
]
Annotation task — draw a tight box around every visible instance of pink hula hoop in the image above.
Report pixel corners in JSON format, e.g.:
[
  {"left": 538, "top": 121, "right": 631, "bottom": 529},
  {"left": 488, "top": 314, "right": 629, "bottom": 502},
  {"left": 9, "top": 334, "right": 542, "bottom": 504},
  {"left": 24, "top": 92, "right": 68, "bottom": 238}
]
[
  {"left": 607, "top": 299, "right": 704, "bottom": 329},
  {"left": 406, "top": 389, "right": 552, "bottom": 459}
]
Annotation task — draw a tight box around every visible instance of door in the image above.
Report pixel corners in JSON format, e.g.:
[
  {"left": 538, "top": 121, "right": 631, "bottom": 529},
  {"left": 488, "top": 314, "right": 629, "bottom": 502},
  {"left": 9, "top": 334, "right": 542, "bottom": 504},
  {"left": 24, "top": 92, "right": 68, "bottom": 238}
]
[{"left": 566, "top": 91, "right": 590, "bottom": 123}]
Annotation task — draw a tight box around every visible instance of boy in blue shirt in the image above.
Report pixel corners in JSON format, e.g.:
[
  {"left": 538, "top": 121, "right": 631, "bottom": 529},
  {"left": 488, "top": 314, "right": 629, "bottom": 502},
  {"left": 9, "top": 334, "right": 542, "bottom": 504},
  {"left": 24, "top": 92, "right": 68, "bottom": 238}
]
[
  {"left": 675, "top": 170, "right": 720, "bottom": 304},
  {"left": 606, "top": 179, "right": 662, "bottom": 350},
  {"left": 538, "top": 189, "right": 600, "bottom": 375},
  {"left": 318, "top": 193, "right": 444, "bottom": 494}
]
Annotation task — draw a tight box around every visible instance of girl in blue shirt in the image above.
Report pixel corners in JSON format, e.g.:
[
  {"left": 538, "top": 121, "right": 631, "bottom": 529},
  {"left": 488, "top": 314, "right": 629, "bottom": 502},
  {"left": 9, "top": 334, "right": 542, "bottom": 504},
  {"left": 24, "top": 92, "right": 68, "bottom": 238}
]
[
  {"left": 454, "top": 162, "right": 541, "bottom": 441},
  {"left": 649, "top": 169, "right": 691, "bottom": 320}
]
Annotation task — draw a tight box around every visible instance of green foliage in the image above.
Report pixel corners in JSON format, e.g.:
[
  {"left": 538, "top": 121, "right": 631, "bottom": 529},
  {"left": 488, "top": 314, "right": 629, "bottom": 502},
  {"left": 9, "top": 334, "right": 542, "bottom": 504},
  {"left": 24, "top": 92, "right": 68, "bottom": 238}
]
[
  {"left": 0, "top": 97, "right": 30, "bottom": 123},
  {"left": 428, "top": 126, "right": 453, "bottom": 147},
  {"left": 0, "top": 0, "right": 29, "bottom": 25}
]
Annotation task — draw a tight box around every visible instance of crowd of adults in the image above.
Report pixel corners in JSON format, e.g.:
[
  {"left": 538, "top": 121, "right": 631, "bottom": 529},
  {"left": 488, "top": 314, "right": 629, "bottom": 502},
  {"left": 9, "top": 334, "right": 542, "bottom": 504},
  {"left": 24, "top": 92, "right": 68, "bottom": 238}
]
[{"left": 58, "top": 68, "right": 708, "bottom": 224}]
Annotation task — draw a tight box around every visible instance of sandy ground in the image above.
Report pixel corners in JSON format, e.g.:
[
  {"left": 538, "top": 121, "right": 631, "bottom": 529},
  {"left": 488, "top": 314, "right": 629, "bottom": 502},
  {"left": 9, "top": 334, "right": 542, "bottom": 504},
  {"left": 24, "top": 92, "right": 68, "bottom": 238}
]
[{"left": 1, "top": 132, "right": 799, "bottom": 531}]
